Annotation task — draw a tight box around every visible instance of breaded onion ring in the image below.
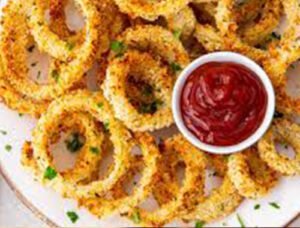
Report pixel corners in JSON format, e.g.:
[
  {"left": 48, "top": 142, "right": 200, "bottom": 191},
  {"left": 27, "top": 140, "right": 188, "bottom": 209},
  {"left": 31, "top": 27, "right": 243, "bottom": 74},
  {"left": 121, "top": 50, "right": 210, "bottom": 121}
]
[
  {"left": 0, "top": 0, "right": 97, "bottom": 101},
  {"left": 78, "top": 133, "right": 160, "bottom": 218},
  {"left": 262, "top": 0, "right": 300, "bottom": 87},
  {"left": 126, "top": 134, "right": 207, "bottom": 226},
  {"left": 113, "top": 0, "right": 190, "bottom": 21},
  {"left": 258, "top": 119, "right": 300, "bottom": 176},
  {"left": 104, "top": 50, "right": 173, "bottom": 132},
  {"left": 22, "top": 112, "right": 104, "bottom": 183},
  {"left": 114, "top": 25, "right": 190, "bottom": 77},
  {"left": 184, "top": 155, "right": 243, "bottom": 223},
  {"left": 238, "top": 0, "right": 282, "bottom": 46},
  {"left": 26, "top": 0, "right": 102, "bottom": 61},
  {"left": 30, "top": 91, "right": 134, "bottom": 198},
  {"left": 228, "top": 147, "right": 278, "bottom": 199},
  {"left": 214, "top": 0, "right": 279, "bottom": 62}
]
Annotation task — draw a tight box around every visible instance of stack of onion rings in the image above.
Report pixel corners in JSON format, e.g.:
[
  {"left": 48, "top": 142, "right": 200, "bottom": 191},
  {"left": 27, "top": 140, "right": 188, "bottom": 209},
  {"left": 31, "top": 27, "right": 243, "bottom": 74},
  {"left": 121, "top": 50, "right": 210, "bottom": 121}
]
[{"left": 0, "top": 0, "right": 296, "bottom": 226}]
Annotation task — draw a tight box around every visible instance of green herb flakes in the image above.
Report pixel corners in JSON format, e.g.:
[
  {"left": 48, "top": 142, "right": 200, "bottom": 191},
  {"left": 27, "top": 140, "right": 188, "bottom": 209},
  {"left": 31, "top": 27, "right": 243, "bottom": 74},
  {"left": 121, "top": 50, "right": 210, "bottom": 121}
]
[
  {"left": 237, "top": 214, "right": 245, "bottom": 228},
  {"left": 195, "top": 220, "right": 205, "bottom": 228},
  {"left": 44, "top": 166, "right": 57, "bottom": 180},
  {"left": 65, "top": 133, "right": 84, "bottom": 153},
  {"left": 66, "top": 211, "right": 79, "bottom": 223},
  {"left": 5, "top": 144, "right": 12, "bottom": 152}
]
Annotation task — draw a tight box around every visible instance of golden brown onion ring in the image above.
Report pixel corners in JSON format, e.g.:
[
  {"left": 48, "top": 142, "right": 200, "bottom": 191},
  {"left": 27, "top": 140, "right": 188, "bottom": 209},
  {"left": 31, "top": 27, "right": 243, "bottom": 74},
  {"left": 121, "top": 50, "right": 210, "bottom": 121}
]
[
  {"left": 26, "top": 0, "right": 101, "bottom": 61},
  {"left": 126, "top": 134, "right": 207, "bottom": 226},
  {"left": 104, "top": 50, "right": 173, "bottom": 132},
  {"left": 113, "top": 25, "right": 190, "bottom": 77},
  {"left": 258, "top": 119, "right": 300, "bottom": 176},
  {"left": 228, "top": 147, "right": 278, "bottom": 199},
  {"left": 0, "top": 0, "right": 96, "bottom": 101},
  {"left": 78, "top": 133, "right": 160, "bottom": 218},
  {"left": 30, "top": 91, "right": 134, "bottom": 198}
]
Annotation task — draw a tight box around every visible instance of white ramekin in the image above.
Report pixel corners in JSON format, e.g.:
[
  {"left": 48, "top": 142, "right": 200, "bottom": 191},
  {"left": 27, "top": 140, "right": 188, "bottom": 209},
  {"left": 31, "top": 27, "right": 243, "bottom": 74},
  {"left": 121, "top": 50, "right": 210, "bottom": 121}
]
[{"left": 172, "top": 52, "right": 275, "bottom": 154}]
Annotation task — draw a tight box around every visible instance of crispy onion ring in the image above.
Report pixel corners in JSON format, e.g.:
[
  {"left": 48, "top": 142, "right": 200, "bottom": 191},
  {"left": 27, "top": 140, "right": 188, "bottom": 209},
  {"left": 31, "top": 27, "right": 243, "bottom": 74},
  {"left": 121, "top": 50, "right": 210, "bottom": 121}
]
[
  {"left": 228, "top": 147, "right": 278, "bottom": 199},
  {"left": 22, "top": 112, "right": 104, "bottom": 183},
  {"left": 262, "top": 0, "right": 300, "bottom": 86},
  {"left": 29, "top": 90, "right": 134, "bottom": 198},
  {"left": 113, "top": 25, "right": 190, "bottom": 76},
  {"left": 26, "top": 0, "right": 102, "bottom": 61},
  {"left": 0, "top": 0, "right": 97, "bottom": 101},
  {"left": 57, "top": 112, "right": 104, "bottom": 183},
  {"left": 214, "top": 0, "right": 279, "bottom": 63},
  {"left": 104, "top": 50, "right": 173, "bottom": 132},
  {"left": 184, "top": 155, "right": 243, "bottom": 223},
  {"left": 258, "top": 119, "right": 300, "bottom": 176},
  {"left": 125, "top": 134, "right": 206, "bottom": 226},
  {"left": 238, "top": 0, "right": 282, "bottom": 46},
  {"left": 78, "top": 133, "right": 160, "bottom": 218},
  {"left": 113, "top": 0, "right": 190, "bottom": 21}
]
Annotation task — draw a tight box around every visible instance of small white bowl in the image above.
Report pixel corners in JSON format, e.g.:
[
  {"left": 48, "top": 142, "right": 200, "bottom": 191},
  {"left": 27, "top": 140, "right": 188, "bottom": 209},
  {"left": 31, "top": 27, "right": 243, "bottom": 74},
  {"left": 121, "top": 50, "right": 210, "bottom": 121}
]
[{"left": 172, "top": 52, "right": 275, "bottom": 154}]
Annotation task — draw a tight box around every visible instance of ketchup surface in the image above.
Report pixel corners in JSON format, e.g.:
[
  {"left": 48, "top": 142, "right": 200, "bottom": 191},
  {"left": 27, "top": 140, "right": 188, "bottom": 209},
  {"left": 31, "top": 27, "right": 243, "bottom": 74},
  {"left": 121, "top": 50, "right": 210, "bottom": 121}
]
[{"left": 181, "top": 62, "right": 267, "bottom": 146}]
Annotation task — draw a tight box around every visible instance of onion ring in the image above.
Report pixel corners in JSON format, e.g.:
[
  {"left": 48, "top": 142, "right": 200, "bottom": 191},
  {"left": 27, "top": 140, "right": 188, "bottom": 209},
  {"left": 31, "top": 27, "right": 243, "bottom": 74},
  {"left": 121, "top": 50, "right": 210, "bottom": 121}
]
[
  {"left": 125, "top": 134, "right": 207, "bottom": 226},
  {"left": 184, "top": 154, "right": 243, "bottom": 223},
  {"left": 78, "top": 133, "right": 160, "bottom": 218},
  {"left": 0, "top": 0, "right": 97, "bottom": 101},
  {"left": 228, "top": 147, "right": 278, "bottom": 199},
  {"left": 104, "top": 50, "right": 173, "bottom": 132},
  {"left": 26, "top": 0, "right": 101, "bottom": 61},
  {"left": 30, "top": 90, "right": 134, "bottom": 198},
  {"left": 258, "top": 119, "right": 300, "bottom": 176},
  {"left": 112, "top": 25, "right": 190, "bottom": 77}
]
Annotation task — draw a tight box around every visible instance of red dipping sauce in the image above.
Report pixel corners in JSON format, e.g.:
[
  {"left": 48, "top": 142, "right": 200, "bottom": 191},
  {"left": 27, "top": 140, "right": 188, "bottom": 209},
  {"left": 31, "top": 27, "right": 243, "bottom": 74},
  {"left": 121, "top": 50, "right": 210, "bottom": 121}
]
[{"left": 180, "top": 62, "right": 267, "bottom": 146}]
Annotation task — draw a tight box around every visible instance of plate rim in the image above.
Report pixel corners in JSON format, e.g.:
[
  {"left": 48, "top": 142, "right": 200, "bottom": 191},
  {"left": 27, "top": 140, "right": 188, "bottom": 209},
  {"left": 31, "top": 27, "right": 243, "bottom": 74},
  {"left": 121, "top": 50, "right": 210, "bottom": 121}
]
[{"left": 1, "top": 161, "right": 299, "bottom": 227}]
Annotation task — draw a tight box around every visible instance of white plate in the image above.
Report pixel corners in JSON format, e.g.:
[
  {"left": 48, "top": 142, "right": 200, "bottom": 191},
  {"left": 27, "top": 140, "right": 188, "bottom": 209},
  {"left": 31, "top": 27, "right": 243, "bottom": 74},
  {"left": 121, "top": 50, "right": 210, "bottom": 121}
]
[{"left": 0, "top": 0, "right": 300, "bottom": 227}]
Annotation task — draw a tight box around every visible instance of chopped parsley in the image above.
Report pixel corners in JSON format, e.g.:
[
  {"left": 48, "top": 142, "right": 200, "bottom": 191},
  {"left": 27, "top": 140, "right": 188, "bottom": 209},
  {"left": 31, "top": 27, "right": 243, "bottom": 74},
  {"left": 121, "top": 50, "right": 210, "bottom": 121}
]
[
  {"left": 44, "top": 166, "right": 57, "bottom": 180},
  {"left": 170, "top": 62, "right": 182, "bottom": 73},
  {"left": 0, "top": 130, "right": 7, "bottom": 135},
  {"left": 130, "top": 211, "right": 141, "bottom": 224},
  {"left": 254, "top": 204, "right": 260, "bottom": 210},
  {"left": 51, "top": 69, "right": 60, "bottom": 82},
  {"left": 141, "top": 84, "right": 153, "bottom": 97},
  {"left": 237, "top": 214, "right": 245, "bottom": 228},
  {"left": 274, "top": 110, "right": 284, "bottom": 119},
  {"left": 27, "top": 45, "right": 35, "bottom": 52},
  {"left": 90, "top": 147, "right": 100, "bottom": 154},
  {"left": 195, "top": 220, "right": 205, "bottom": 228},
  {"left": 103, "top": 122, "right": 109, "bottom": 132},
  {"left": 139, "top": 100, "right": 163, "bottom": 114},
  {"left": 269, "top": 202, "right": 280, "bottom": 209},
  {"left": 110, "top": 40, "right": 126, "bottom": 57},
  {"left": 5, "top": 144, "right": 12, "bottom": 152},
  {"left": 173, "top": 29, "right": 182, "bottom": 39},
  {"left": 66, "top": 211, "right": 79, "bottom": 223},
  {"left": 97, "top": 102, "right": 104, "bottom": 109},
  {"left": 66, "top": 42, "right": 75, "bottom": 51},
  {"left": 65, "top": 133, "right": 84, "bottom": 153},
  {"left": 271, "top": 32, "right": 281, "bottom": 40}
]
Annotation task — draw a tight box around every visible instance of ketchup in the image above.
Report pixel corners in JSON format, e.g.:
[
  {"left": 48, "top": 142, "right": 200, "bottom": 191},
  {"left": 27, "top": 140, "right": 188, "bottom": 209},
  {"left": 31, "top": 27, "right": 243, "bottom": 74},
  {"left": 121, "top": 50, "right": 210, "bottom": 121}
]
[{"left": 180, "top": 62, "right": 267, "bottom": 146}]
